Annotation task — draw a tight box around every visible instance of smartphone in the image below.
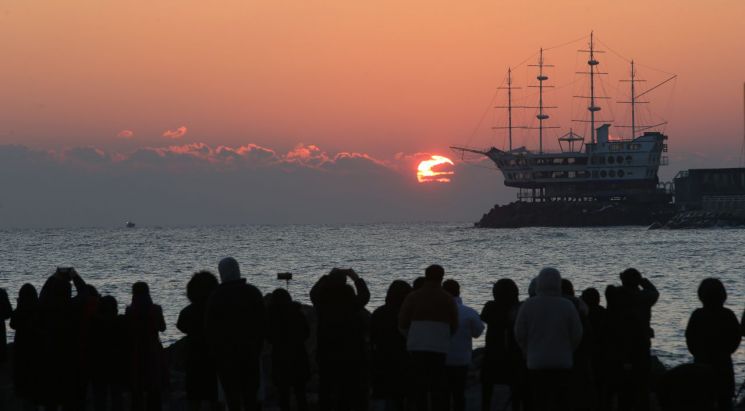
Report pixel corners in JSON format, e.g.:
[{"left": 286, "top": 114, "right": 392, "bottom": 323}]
[{"left": 277, "top": 272, "right": 293, "bottom": 281}]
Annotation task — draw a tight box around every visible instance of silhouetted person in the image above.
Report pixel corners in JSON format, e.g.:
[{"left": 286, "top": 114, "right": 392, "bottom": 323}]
[
  {"left": 75, "top": 284, "right": 101, "bottom": 406},
  {"left": 206, "top": 257, "right": 266, "bottom": 411},
  {"left": 0, "top": 287, "right": 11, "bottom": 363},
  {"left": 481, "top": 279, "right": 523, "bottom": 411},
  {"left": 514, "top": 267, "right": 582, "bottom": 411},
  {"left": 37, "top": 267, "right": 89, "bottom": 410},
  {"left": 442, "top": 279, "right": 484, "bottom": 411},
  {"left": 177, "top": 271, "right": 220, "bottom": 411},
  {"left": 126, "top": 282, "right": 166, "bottom": 411},
  {"left": 685, "top": 278, "right": 742, "bottom": 411},
  {"left": 310, "top": 268, "right": 370, "bottom": 411},
  {"left": 656, "top": 363, "right": 717, "bottom": 411},
  {"left": 370, "top": 280, "right": 412, "bottom": 411},
  {"left": 399, "top": 265, "right": 458, "bottom": 411},
  {"left": 91, "top": 295, "right": 127, "bottom": 411},
  {"left": 10, "top": 283, "right": 41, "bottom": 410},
  {"left": 580, "top": 287, "right": 609, "bottom": 411},
  {"left": 615, "top": 268, "right": 658, "bottom": 411},
  {"left": 267, "top": 288, "right": 311, "bottom": 411}
]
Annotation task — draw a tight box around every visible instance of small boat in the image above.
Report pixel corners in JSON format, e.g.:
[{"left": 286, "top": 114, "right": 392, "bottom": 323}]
[{"left": 125, "top": 221, "right": 136, "bottom": 228}]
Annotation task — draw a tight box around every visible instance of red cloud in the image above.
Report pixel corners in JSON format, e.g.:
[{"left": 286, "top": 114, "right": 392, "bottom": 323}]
[
  {"left": 162, "top": 126, "right": 188, "bottom": 139},
  {"left": 117, "top": 130, "right": 134, "bottom": 139}
]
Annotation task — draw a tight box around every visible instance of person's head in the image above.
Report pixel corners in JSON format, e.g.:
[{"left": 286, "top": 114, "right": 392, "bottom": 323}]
[
  {"left": 328, "top": 268, "right": 348, "bottom": 285},
  {"left": 385, "top": 280, "right": 412, "bottom": 307},
  {"left": 528, "top": 277, "right": 538, "bottom": 298},
  {"left": 442, "top": 279, "right": 460, "bottom": 297},
  {"left": 581, "top": 287, "right": 601, "bottom": 308},
  {"left": 424, "top": 265, "right": 445, "bottom": 284},
  {"left": 131, "top": 281, "right": 152, "bottom": 306},
  {"left": 412, "top": 276, "right": 426, "bottom": 290},
  {"left": 218, "top": 257, "right": 241, "bottom": 283},
  {"left": 536, "top": 267, "right": 562, "bottom": 297},
  {"left": 187, "top": 270, "right": 219, "bottom": 304},
  {"left": 561, "top": 279, "right": 575, "bottom": 297},
  {"left": 697, "top": 278, "right": 726, "bottom": 308},
  {"left": 98, "top": 295, "right": 118, "bottom": 317},
  {"left": 271, "top": 288, "right": 292, "bottom": 306},
  {"left": 17, "top": 283, "right": 38, "bottom": 308},
  {"left": 620, "top": 268, "right": 642, "bottom": 287},
  {"left": 492, "top": 279, "right": 519, "bottom": 306}
]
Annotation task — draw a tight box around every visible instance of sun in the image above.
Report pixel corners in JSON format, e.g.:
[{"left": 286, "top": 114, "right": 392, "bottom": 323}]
[{"left": 417, "top": 155, "right": 454, "bottom": 183}]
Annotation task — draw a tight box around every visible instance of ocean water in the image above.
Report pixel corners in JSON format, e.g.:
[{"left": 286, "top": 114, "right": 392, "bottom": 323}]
[{"left": 1, "top": 223, "right": 744, "bottom": 378}]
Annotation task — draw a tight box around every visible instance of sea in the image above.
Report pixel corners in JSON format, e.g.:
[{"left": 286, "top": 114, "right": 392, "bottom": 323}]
[{"left": 1, "top": 223, "right": 744, "bottom": 380}]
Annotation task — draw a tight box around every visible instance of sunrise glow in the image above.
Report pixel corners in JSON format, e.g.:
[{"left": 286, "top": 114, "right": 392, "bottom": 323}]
[{"left": 417, "top": 155, "right": 454, "bottom": 183}]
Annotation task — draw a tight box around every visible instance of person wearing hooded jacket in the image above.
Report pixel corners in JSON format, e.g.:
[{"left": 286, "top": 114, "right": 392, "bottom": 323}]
[
  {"left": 514, "top": 267, "right": 583, "bottom": 411},
  {"left": 206, "top": 257, "right": 266, "bottom": 411},
  {"left": 685, "top": 278, "right": 741, "bottom": 411}
]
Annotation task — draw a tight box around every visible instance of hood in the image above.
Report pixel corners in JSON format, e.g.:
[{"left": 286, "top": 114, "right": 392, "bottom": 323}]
[{"left": 536, "top": 267, "right": 562, "bottom": 297}]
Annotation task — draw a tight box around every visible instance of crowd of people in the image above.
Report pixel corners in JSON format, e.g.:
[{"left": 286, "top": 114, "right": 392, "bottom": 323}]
[{"left": 0, "top": 260, "right": 744, "bottom": 411}]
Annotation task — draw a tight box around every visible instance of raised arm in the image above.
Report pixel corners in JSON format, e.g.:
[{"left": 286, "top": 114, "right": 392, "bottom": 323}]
[{"left": 638, "top": 277, "right": 659, "bottom": 307}]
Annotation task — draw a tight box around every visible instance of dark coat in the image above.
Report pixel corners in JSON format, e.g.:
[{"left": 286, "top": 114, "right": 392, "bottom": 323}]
[
  {"left": 90, "top": 313, "right": 128, "bottom": 386},
  {"left": 370, "top": 303, "right": 409, "bottom": 398},
  {"left": 205, "top": 279, "right": 266, "bottom": 378},
  {"left": 125, "top": 303, "right": 167, "bottom": 392},
  {"left": 310, "top": 275, "right": 370, "bottom": 368},
  {"left": 10, "top": 303, "right": 41, "bottom": 401},
  {"left": 37, "top": 274, "right": 88, "bottom": 404},
  {"left": 266, "top": 301, "right": 311, "bottom": 386},
  {"left": 177, "top": 302, "right": 218, "bottom": 400},
  {"left": 480, "top": 300, "right": 522, "bottom": 385},
  {"left": 685, "top": 306, "right": 742, "bottom": 397},
  {"left": 0, "top": 289, "right": 11, "bottom": 362}
]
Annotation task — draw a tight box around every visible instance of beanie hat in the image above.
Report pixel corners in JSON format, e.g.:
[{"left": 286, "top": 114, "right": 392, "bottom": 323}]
[{"left": 218, "top": 257, "right": 241, "bottom": 283}]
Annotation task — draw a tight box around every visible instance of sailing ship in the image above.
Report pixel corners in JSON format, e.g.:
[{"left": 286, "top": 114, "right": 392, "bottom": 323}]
[{"left": 452, "top": 33, "right": 675, "bottom": 202}]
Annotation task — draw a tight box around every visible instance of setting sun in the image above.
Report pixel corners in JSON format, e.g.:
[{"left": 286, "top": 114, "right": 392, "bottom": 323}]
[{"left": 417, "top": 155, "right": 455, "bottom": 183}]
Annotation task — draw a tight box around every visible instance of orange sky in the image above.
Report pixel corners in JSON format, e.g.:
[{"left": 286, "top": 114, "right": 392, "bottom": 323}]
[{"left": 0, "top": 0, "right": 743, "bottom": 163}]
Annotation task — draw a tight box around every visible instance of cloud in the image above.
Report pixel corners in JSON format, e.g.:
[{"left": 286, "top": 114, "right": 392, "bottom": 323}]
[
  {"left": 117, "top": 130, "right": 134, "bottom": 139},
  {"left": 162, "top": 126, "right": 188, "bottom": 139},
  {"left": 0, "top": 143, "right": 509, "bottom": 228}
]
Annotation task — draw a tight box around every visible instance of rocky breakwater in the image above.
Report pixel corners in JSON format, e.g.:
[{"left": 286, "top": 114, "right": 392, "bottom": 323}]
[
  {"left": 477, "top": 201, "right": 676, "bottom": 228},
  {"left": 650, "top": 210, "right": 745, "bottom": 229}
]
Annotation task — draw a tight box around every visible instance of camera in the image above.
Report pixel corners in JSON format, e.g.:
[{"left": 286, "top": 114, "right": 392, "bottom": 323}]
[
  {"left": 277, "top": 272, "right": 293, "bottom": 281},
  {"left": 56, "top": 267, "right": 75, "bottom": 281}
]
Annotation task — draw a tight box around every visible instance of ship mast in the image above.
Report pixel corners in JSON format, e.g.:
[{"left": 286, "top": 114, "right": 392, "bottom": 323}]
[
  {"left": 494, "top": 68, "right": 524, "bottom": 151},
  {"left": 587, "top": 32, "right": 600, "bottom": 143},
  {"left": 619, "top": 60, "right": 648, "bottom": 139},
  {"left": 575, "top": 32, "right": 609, "bottom": 143},
  {"left": 528, "top": 48, "right": 557, "bottom": 153}
]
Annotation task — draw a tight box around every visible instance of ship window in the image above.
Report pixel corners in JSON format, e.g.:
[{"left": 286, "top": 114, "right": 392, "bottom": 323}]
[
  {"left": 592, "top": 170, "right": 599, "bottom": 178},
  {"left": 625, "top": 156, "right": 632, "bottom": 164},
  {"left": 567, "top": 157, "right": 575, "bottom": 164},
  {"left": 630, "top": 143, "right": 641, "bottom": 150},
  {"left": 568, "top": 171, "right": 576, "bottom": 178},
  {"left": 553, "top": 158, "right": 563, "bottom": 165},
  {"left": 616, "top": 156, "right": 623, "bottom": 164},
  {"left": 609, "top": 170, "right": 616, "bottom": 178},
  {"left": 618, "top": 170, "right": 625, "bottom": 178},
  {"left": 608, "top": 156, "right": 615, "bottom": 164},
  {"left": 600, "top": 170, "right": 607, "bottom": 178}
]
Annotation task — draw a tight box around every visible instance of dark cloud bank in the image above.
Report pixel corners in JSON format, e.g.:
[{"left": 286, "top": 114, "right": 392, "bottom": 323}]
[{"left": 0, "top": 143, "right": 512, "bottom": 228}]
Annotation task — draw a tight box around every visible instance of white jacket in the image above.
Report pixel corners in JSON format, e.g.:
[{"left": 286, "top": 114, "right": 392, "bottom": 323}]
[
  {"left": 514, "top": 268, "right": 583, "bottom": 370},
  {"left": 446, "top": 297, "right": 485, "bottom": 366}
]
